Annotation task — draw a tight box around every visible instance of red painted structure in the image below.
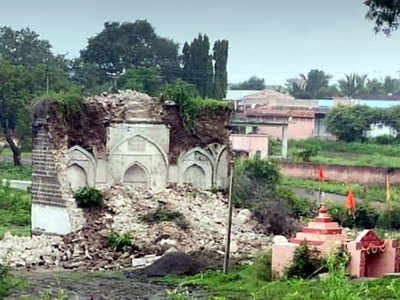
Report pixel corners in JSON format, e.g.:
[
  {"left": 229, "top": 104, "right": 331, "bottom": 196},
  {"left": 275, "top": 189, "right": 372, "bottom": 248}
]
[{"left": 272, "top": 206, "right": 400, "bottom": 278}]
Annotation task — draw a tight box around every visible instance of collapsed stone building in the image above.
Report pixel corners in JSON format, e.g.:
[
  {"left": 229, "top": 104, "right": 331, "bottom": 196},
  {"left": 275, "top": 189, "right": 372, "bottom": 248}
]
[{"left": 32, "top": 90, "right": 231, "bottom": 235}]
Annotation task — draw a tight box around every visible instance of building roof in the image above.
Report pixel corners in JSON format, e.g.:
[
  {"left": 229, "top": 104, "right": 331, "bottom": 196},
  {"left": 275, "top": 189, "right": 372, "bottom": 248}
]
[{"left": 225, "top": 90, "right": 260, "bottom": 101}]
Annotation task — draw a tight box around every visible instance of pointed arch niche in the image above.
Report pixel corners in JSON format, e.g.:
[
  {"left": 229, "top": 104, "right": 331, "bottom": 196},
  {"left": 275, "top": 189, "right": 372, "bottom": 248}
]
[
  {"left": 66, "top": 146, "right": 96, "bottom": 191},
  {"left": 178, "top": 148, "right": 213, "bottom": 189},
  {"left": 123, "top": 162, "right": 149, "bottom": 187},
  {"left": 109, "top": 134, "right": 168, "bottom": 188}
]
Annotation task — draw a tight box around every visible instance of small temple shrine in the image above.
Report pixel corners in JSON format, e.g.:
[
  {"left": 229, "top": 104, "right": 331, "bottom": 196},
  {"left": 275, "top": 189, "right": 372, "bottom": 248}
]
[{"left": 272, "top": 206, "right": 400, "bottom": 278}]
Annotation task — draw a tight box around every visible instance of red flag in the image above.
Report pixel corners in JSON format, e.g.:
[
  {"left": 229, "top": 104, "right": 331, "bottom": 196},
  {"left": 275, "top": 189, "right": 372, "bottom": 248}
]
[
  {"left": 346, "top": 189, "right": 356, "bottom": 218},
  {"left": 318, "top": 166, "right": 324, "bottom": 182}
]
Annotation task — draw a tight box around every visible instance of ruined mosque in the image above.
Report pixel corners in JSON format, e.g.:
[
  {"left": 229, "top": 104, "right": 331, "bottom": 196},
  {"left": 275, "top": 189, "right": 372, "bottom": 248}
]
[{"left": 31, "top": 90, "right": 231, "bottom": 235}]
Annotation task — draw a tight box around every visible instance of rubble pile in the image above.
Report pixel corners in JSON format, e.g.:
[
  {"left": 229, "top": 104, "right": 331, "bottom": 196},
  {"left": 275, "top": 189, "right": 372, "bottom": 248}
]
[
  {"left": 86, "top": 90, "right": 163, "bottom": 123},
  {"left": 0, "top": 185, "right": 271, "bottom": 271},
  {"left": 0, "top": 233, "right": 62, "bottom": 268},
  {"left": 109, "top": 184, "right": 271, "bottom": 256}
]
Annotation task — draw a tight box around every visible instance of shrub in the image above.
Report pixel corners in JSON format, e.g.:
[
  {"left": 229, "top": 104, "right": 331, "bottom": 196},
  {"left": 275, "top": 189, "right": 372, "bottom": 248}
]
[
  {"left": 294, "top": 144, "right": 320, "bottom": 162},
  {"left": 253, "top": 250, "right": 272, "bottom": 282},
  {"left": 377, "top": 204, "right": 400, "bottom": 230},
  {"left": 108, "top": 232, "right": 132, "bottom": 252},
  {"left": 326, "top": 202, "right": 379, "bottom": 229},
  {"left": 140, "top": 208, "right": 189, "bottom": 231},
  {"left": 74, "top": 187, "right": 103, "bottom": 208},
  {"left": 286, "top": 241, "right": 325, "bottom": 279}
]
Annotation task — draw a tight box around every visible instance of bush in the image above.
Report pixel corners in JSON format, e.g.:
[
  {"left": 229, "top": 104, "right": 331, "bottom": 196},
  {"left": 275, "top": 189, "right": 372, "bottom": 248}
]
[
  {"left": 253, "top": 250, "right": 272, "bottom": 282},
  {"left": 294, "top": 144, "right": 320, "bottom": 162},
  {"left": 108, "top": 232, "right": 132, "bottom": 252},
  {"left": 140, "top": 208, "right": 189, "bottom": 231},
  {"left": 286, "top": 241, "right": 325, "bottom": 279},
  {"left": 377, "top": 204, "right": 400, "bottom": 230},
  {"left": 74, "top": 187, "right": 103, "bottom": 208},
  {"left": 327, "top": 202, "right": 379, "bottom": 229}
]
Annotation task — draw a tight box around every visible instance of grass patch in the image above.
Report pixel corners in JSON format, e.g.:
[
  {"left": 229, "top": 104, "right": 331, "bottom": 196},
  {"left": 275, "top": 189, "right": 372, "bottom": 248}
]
[
  {"left": 140, "top": 208, "right": 189, "bottom": 231},
  {"left": 288, "top": 139, "right": 400, "bottom": 168},
  {"left": 0, "top": 162, "right": 31, "bottom": 181},
  {"left": 0, "top": 184, "right": 30, "bottom": 238},
  {"left": 1, "top": 148, "right": 32, "bottom": 158},
  {"left": 282, "top": 176, "right": 400, "bottom": 203},
  {"left": 162, "top": 257, "right": 400, "bottom": 299}
]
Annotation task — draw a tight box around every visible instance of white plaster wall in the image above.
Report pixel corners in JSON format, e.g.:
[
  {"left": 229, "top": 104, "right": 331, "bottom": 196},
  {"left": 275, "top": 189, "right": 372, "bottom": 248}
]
[
  {"left": 108, "top": 124, "right": 170, "bottom": 154},
  {"left": 178, "top": 149, "right": 213, "bottom": 189},
  {"left": 32, "top": 203, "right": 71, "bottom": 235}
]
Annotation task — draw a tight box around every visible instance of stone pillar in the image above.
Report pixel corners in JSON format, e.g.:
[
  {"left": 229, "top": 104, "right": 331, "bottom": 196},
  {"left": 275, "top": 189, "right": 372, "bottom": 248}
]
[{"left": 281, "top": 125, "right": 288, "bottom": 158}]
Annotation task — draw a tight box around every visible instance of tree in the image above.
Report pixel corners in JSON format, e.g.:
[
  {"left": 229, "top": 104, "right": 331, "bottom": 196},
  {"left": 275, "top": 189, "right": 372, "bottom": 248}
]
[
  {"left": 383, "top": 76, "right": 400, "bottom": 95},
  {"left": 338, "top": 74, "right": 367, "bottom": 97},
  {"left": 118, "top": 67, "right": 162, "bottom": 96},
  {"left": 0, "top": 60, "right": 32, "bottom": 165},
  {"left": 80, "top": 20, "right": 180, "bottom": 84},
  {"left": 325, "top": 104, "right": 374, "bottom": 142},
  {"left": 182, "top": 34, "right": 214, "bottom": 98},
  {"left": 0, "top": 27, "right": 52, "bottom": 69},
  {"left": 287, "top": 69, "right": 332, "bottom": 99},
  {"left": 364, "top": 0, "right": 400, "bottom": 34},
  {"left": 366, "top": 78, "right": 385, "bottom": 96},
  {"left": 0, "top": 26, "right": 72, "bottom": 164},
  {"left": 230, "top": 76, "right": 266, "bottom": 90},
  {"left": 213, "top": 40, "right": 228, "bottom": 99}
]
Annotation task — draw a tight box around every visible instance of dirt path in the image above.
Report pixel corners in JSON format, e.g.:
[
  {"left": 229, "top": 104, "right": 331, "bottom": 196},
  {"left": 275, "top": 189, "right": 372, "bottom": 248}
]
[{"left": 7, "top": 270, "right": 202, "bottom": 300}]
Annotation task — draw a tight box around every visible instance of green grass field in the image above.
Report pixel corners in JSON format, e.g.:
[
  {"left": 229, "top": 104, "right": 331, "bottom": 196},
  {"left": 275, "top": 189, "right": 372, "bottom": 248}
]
[
  {"left": 287, "top": 139, "right": 400, "bottom": 168},
  {"left": 282, "top": 177, "right": 400, "bottom": 203},
  {"left": 162, "top": 256, "right": 400, "bottom": 299}
]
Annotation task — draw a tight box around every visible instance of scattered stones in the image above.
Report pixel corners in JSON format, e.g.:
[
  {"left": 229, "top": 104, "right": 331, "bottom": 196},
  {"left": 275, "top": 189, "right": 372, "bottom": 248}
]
[{"left": 0, "top": 184, "right": 272, "bottom": 271}]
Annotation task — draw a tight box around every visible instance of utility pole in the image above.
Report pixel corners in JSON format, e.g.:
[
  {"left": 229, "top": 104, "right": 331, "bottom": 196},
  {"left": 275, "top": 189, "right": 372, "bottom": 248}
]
[{"left": 223, "top": 160, "right": 234, "bottom": 274}]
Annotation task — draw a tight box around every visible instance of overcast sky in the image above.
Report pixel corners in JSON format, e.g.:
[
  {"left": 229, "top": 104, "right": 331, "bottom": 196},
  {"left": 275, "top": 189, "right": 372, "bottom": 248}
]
[{"left": 2, "top": 0, "right": 400, "bottom": 85}]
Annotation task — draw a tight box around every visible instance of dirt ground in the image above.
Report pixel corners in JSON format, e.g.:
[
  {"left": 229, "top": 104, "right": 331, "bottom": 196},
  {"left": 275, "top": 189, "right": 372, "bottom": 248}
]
[{"left": 6, "top": 270, "right": 203, "bottom": 300}]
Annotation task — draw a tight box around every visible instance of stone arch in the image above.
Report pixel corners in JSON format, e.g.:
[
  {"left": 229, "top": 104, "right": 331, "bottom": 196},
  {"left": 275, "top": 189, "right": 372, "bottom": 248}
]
[
  {"left": 66, "top": 164, "right": 88, "bottom": 192},
  {"left": 109, "top": 134, "right": 168, "bottom": 188},
  {"left": 110, "top": 134, "right": 168, "bottom": 167},
  {"left": 123, "top": 162, "right": 150, "bottom": 187},
  {"left": 178, "top": 147, "right": 214, "bottom": 189},
  {"left": 67, "top": 145, "right": 96, "bottom": 187},
  {"left": 214, "top": 146, "right": 229, "bottom": 188},
  {"left": 183, "top": 164, "right": 206, "bottom": 189}
]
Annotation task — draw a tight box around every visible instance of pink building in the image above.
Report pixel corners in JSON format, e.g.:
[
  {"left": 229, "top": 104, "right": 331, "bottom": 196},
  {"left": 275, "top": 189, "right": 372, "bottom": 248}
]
[
  {"left": 272, "top": 206, "right": 400, "bottom": 278},
  {"left": 230, "top": 134, "right": 268, "bottom": 159}
]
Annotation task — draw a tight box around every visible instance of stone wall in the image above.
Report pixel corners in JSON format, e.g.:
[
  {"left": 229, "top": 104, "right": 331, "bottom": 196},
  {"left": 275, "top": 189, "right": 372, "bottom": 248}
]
[
  {"left": 280, "top": 161, "right": 400, "bottom": 185},
  {"left": 31, "top": 90, "right": 231, "bottom": 235}
]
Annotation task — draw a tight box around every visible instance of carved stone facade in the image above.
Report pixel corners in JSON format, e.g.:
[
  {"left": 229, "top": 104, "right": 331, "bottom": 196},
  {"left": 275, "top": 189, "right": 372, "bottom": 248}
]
[{"left": 31, "top": 91, "right": 230, "bottom": 235}]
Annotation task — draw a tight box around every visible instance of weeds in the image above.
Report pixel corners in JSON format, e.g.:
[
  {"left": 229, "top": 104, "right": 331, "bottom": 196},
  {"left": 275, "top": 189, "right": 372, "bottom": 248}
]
[
  {"left": 74, "top": 187, "right": 103, "bottom": 208},
  {"left": 140, "top": 208, "right": 189, "bottom": 231},
  {"left": 108, "top": 232, "right": 132, "bottom": 252}
]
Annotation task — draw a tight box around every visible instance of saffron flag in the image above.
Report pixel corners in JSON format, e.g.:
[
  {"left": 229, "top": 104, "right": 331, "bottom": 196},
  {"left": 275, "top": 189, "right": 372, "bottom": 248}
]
[
  {"left": 318, "top": 166, "right": 324, "bottom": 182},
  {"left": 346, "top": 189, "right": 356, "bottom": 218},
  {"left": 386, "top": 175, "right": 391, "bottom": 208}
]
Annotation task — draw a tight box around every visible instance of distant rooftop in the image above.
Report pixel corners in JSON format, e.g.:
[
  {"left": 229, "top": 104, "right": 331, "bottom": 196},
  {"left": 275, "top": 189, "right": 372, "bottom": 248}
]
[{"left": 225, "top": 90, "right": 260, "bottom": 100}]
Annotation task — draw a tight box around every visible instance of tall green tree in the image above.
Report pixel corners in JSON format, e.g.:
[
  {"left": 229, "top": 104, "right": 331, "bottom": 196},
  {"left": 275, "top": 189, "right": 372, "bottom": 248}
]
[
  {"left": 0, "top": 27, "right": 72, "bottom": 164},
  {"left": 287, "top": 69, "right": 332, "bottom": 99},
  {"left": 80, "top": 20, "right": 180, "bottom": 85},
  {"left": 366, "top": 78, "right": 384, "bottom": 96},
  {"left": 338, "top": 74, "right": 367, "bottom": 97},
  {"left": 212, "top": 40, "right": 228, "bottom": 99},
  {"left": 118, "top": 67, "right": 162, "bottom": 96},
  {"left": 0, "top": 60, "right": 32, "bottom": 165},
  {"left": 182, "top": 34, "right": 214, "bottom": 98}
]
